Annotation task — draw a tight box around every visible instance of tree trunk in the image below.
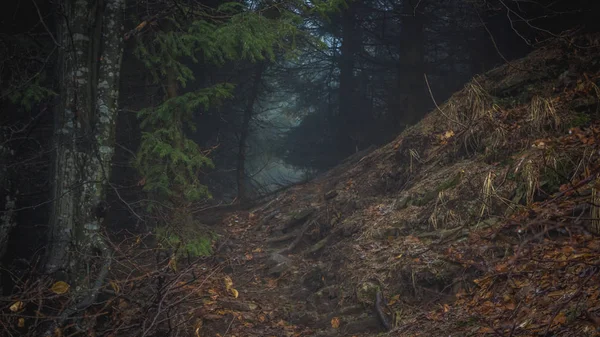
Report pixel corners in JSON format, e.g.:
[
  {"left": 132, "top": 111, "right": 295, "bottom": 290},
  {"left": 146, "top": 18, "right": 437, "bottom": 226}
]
[
  {"left": 237, "top": 63, "right": 265, "bottom": 201},
  {"left": 338, "top": 1, "right": 359, "bottom": 153},
  {"left": 394, "top": 0, "right": 425, "bottom": 128},
  {"left": 0, "top": 143, "right": 16, "bottom": 267},
  {"left": 46, "top": 0, "right": 125, "bottom": 301}
]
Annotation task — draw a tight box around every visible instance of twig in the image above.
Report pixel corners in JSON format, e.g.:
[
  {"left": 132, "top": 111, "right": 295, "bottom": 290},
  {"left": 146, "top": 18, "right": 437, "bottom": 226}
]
[
  {"left": 542, "top": 164, "right": 600, "bottom": 206},
  {"left": 423, "top": 74, "right": 466, "bottom": 128},
  {"left": 222, "top": 315, "right": 235, "bottom": 336},
  {"left": 31, "top": 0, "right": 61, "bottom": 47},
  {"left": 542, "top": 267, "right": 597, "bottom": 335},
  {"left": 476, "top": 10, "right": 530, "bottom": 73}
]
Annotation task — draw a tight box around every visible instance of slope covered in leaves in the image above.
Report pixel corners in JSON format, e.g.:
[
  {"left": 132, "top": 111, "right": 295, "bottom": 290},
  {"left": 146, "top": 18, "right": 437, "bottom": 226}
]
[{"left": 193, "top": 35, "right": 600, "bottom": 337}]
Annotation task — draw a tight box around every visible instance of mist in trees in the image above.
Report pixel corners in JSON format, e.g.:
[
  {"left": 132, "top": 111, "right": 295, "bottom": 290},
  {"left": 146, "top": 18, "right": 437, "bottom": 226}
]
[{"left": 0, "top": 0, "right": 599, "bottom": 335}]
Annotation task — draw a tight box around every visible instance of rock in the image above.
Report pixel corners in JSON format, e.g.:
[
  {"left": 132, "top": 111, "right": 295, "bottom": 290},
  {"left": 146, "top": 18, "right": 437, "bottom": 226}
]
[
  {"left": 356, "top": 281, "right": 380, "bottom": 305},
  {"left": 267, "top": 252, "right": 292, "bottom": 276}
]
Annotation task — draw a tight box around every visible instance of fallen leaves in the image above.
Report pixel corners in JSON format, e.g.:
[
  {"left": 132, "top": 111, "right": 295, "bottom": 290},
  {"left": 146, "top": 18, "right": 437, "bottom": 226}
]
[
  {"left": 9, "top": 301, "right": 23, "bottom": 312},
  {"left": 224, "top": 275, "right": 239, "bottom": 298},
  {"left": 438, "top": 130, "right": 455, "bottom": 145},
  {"left": 50, "top": 281, "right": 70, "bottom": 294},
  {"left": 330, "top": 317, "right": 340, "bottom": 329}
]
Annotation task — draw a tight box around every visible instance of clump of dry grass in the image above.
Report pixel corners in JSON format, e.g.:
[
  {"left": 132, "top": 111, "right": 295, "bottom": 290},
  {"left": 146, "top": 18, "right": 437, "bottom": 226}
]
[
  {"left": 409, "top": 148, "right": 421, "bottom": 173},
  {"left": 479, "top": 171, "right": 495, "bottom": 218},
  {"left": 443, "top": 81, "right": 497, "bottom": 156},
  {"left": 529, "top": 95, "right": 560, "bottom": 132},
  {"left": 428, "top": 190, "right": 463, "bottom": 230},
  {"left": 513, "top": 155, "right": 540, "bottom": 206},
  {"left": 428, "top": 191, "right": 447, "bottom": 230},
  {"left": 464, "top": 81, "right": 494, "bottom": 121}
]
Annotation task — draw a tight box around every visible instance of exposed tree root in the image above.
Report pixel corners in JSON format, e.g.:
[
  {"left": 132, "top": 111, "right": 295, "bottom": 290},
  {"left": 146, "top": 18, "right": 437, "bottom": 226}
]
[
  {"left": 255, "top": 210, "right": 279, "bottom": 231},
  {"left": 375, "top": 290, "right": 392, "bottom": 331},
  {"left": 266, "top": 232, "right": 297, "bottom": 243},
  {"left": 44, "top": 234, "right": 112, "bottom": 336},
  {"left": 303, "top": 234, "right": 331, "bottom": 256},
  {"left": 278, "top": 219, "right": 316, "bottom": 255}
]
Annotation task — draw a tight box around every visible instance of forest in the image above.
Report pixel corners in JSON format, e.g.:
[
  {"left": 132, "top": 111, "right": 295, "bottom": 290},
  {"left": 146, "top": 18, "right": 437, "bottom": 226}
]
[{"left": 1, "top": 0, "right": 600, "bottom": 336}]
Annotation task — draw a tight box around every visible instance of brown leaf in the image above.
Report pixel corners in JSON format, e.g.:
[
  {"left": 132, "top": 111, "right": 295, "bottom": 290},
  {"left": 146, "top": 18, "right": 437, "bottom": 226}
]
[
  {"left": 387, "top": 294, "right": 400, "bottom": 306},
  {"left": 51, "top": 281, "right": 70, "bottom": 295},
  {"left": 331, "top": 317, "right": 341, "bottom": 329},
  {"left": 553, "top": 312, "right": 567, "bottom": 325},
  {"left": 110, "top": 280, "right": 120, "bottom": 294},
  {"left": 224, "top": 276, "right": 233, "bottom": 290},
  {"left": 478, "top": 326, "right": 494, "bottom": 334},
  {"left": 9, "top": 301, "right": 23, "bottom": 312}
]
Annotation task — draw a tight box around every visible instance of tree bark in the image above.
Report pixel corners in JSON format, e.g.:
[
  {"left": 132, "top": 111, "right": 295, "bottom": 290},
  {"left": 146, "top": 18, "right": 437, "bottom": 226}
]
[
  {"left": 237, "top": 63, "right": 265, "bottom": 201},
  {"left": 394, "top": 0, "right": 425, "bottom": 127},
  {"left": 0, "top": 143, "right": 16, "bottom": 267},
  {"left": 338, "top": 1, "right": 360, "bottom": 154},
  {"left": 46, "top": 0, "right": 125, "bottom": 296}
]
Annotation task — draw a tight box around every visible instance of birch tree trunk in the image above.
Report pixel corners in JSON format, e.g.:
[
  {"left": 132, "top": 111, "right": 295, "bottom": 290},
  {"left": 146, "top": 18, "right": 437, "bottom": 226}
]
[{"left": 47, "top": 0, "right": 125, "bottom": 302}]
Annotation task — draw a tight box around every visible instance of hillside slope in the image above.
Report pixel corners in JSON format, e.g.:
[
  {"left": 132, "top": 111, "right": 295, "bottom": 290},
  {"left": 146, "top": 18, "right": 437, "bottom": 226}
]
[{"left": 200, "top": 35, "right": 600, "bottom": 337}]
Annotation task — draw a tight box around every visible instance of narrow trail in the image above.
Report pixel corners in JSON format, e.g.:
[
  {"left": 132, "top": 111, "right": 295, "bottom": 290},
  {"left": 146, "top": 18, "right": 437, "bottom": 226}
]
[{"left": 200, "top": 181, "right": 388, "bottom": 337}]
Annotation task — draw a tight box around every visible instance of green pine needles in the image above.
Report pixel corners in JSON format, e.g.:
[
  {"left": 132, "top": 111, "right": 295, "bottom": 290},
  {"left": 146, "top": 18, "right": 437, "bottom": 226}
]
[
  {"left": 133, "top": 2, "right": 303, "bottom": 206},
  {"left": 8, "top": 74, "right": 56, "bottom": 111},
  {"left": 135, "top": 85, "right": 235, "bottom": 203}
]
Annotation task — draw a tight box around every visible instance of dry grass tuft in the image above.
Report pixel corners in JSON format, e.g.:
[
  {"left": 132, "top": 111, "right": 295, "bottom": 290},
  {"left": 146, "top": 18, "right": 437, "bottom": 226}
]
[
  {"left": 428, "top": 191, "right": 446, "bottom": 230},
  {"left": 409, "top": 148, "right": 421, "bottom": 173},
  {"left": 529, "top": 95, "right": 560, "bottom": 132},
  {"left": 443, "top": 81, "right": 497, "bottom": 156},
  {"left": 480, "top": 171, "right": 495, "bottom": 218}
]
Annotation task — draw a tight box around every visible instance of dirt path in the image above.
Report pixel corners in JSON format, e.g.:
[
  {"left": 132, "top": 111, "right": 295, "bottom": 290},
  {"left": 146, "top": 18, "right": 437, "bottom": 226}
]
[{"left": 199, "top": 187, "right": 387, "bottom": 337}]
